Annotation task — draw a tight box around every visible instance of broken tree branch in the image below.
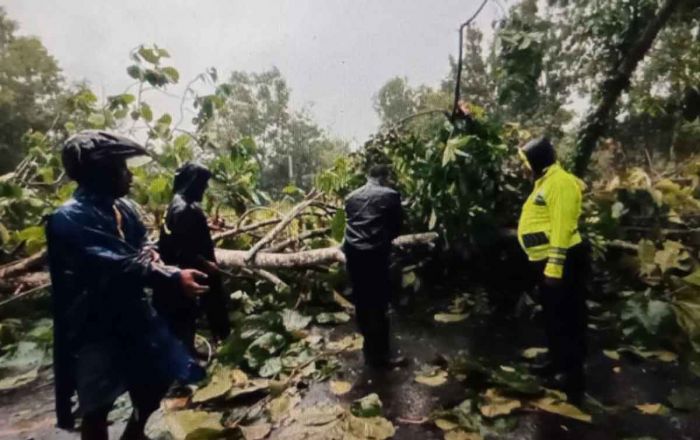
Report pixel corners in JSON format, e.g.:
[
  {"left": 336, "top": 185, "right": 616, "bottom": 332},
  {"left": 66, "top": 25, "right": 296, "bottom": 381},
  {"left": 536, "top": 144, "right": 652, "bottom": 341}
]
[
  {"left": 245, "top": 191, "right": 322, "bottom": 263},
  {"left": 0, "top": 249, "right": 48, "bottom": 279},
  {"left": 263, "top": 228, "right": 331, "bottom": 253},
  {"left": 0, "top": 282, "right": 51, "bottom": 308},
  {"left": 242, "top": 268, "right": 289, "bottom": 291}
]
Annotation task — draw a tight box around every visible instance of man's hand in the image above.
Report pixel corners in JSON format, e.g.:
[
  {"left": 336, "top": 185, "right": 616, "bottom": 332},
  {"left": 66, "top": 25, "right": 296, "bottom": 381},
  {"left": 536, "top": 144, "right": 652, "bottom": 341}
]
[
  {"left": 180, "top": 269, "right": 209, "bottom": 297},
  {"left": 195, "top": 255, "right": 221, "bottom": 275},
  {"left": 148, "top": 248, "right": 163, "bottom": 264},
  {"left": 543, "top": 276, "right": 563, "bottom": 288}
]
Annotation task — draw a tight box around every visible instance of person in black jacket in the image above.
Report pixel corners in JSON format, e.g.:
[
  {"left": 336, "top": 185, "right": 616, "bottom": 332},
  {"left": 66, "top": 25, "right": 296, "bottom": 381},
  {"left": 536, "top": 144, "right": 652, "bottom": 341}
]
[
  {"left": 154, "top": 162, "right": 231, "bottom": 354},
  {"left": 343, "top": 164, "right": 405, "bottom": 368}
]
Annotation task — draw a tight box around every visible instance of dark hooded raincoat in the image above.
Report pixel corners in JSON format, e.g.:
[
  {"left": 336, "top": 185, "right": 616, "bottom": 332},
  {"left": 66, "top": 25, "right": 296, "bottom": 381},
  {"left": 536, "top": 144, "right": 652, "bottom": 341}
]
[
  {"left": 154, "top": 163, "right": 230, "bottom": 350},
  {"left": 46, "top": 187, "right": 203, "bottom": 428}
]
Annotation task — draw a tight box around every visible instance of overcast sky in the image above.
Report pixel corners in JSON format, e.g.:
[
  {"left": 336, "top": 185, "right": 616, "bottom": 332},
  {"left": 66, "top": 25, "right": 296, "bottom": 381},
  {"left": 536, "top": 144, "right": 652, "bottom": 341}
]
[{"left": 2, "top": 0, "right": 506, "bottom": 146}]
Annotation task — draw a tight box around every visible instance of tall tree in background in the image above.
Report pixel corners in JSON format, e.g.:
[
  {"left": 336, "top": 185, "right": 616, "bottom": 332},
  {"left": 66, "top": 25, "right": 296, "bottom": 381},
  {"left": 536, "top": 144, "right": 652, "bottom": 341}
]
[
  {"left": 567, "top": 0, "right": 687, "bottom": 175},
  {"left": 612, "top": 2, "right": 700, "bottom": 162},
  {"left": 202, "top": 68, "right": 348, "bottom": 193},
  {"left": 0, "top": 7, "right": 63, "bottom": 172},
  {"left": 441, "top": 27, "right": 496, "bottom": 113}
]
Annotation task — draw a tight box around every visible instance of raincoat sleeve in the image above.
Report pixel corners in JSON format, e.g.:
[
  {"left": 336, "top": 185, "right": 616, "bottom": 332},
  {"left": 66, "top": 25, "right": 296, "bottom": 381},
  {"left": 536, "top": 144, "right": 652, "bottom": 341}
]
[
  {"left": 52, "top": 210, "right": 181, "bottom": 292},
  {"left": 544, "top": 179, "right": 581, "bottom": 279},
  {"left": 45, "top": 214, "right": 76, "bottom": 430},
  {"left": 167, "top": 205, "right": 215, "bottom": 267}
]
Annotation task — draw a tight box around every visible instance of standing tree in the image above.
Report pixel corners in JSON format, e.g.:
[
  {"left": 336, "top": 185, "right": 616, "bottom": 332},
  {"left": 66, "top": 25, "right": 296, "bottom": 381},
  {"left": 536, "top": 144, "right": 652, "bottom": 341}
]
[{"left": 0, "top": 7, "right": 63, "bottom": 172}]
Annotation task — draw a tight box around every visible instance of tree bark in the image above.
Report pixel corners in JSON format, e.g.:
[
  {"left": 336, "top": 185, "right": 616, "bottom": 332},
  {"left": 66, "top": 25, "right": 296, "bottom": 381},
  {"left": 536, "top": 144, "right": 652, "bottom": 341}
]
[
  {"left": 573, "top": 0, "right": 684, "bottom": 177},
  {"left": 217, "top": 232, "right": 439, "bottom": 268},
  {"left": 0, "top": 233, "right": 439, "bottom": 294}
]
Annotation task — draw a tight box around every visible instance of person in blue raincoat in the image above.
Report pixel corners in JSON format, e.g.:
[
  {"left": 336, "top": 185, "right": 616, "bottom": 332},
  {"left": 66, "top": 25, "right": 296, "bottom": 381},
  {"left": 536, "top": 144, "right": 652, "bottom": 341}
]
[{"left": 46, "top": 131, "right": 207, "bottom": 440}]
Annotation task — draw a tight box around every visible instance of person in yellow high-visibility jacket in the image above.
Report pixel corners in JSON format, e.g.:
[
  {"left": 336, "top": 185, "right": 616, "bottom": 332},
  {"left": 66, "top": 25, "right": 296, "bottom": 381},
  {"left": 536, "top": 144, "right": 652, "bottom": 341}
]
[{"left": 517, "top": 136, "right": 589, "bottom": 404}]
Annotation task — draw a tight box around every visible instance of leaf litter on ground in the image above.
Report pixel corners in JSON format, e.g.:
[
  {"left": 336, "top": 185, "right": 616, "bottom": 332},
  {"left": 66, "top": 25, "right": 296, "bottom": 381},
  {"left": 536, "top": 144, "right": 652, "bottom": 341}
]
[{"left": 415, "top": 364, "right": 449, "bottom": 387}]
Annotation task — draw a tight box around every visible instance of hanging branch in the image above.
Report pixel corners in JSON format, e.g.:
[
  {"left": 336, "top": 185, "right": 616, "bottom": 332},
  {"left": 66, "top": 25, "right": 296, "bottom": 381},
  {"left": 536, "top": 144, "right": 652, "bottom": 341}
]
[{"left": 451, "top": 0, "right": 490, "bottom": 122}]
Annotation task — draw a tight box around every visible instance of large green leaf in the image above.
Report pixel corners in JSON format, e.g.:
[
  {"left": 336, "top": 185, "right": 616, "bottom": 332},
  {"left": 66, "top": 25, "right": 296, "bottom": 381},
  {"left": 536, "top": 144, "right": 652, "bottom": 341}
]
[
  {"left": 351, "top": 393, "right": 383, "bottom": 417},
  {"left": 164, "top": 410, "right": 224, "bottom": 440},
  {"left": 162, "top": 66, "right": 180, "bottom": 83},
  {"left": 281, "top": 309, "right": 312, "bottom": 332},
  {"left": 192, "top": 367, "right": 234, "bottom": 403},
  {"left": 621, "top": 293, "right": 675, "bottom": 345},
  {"left": 315, "top": 312, "right": 351, "bottom": 325},
  {"left": 244, "top": 332, "right": 286, "bottom": 370},
  {"left": 654, "top": 240, "right": 692, "bottom": 274},
  {"left": 0, "top": 341, "right": 45, "bottom": 391},
  {"left": 330, "top": 209, "right": 346, "bottom": 242},
  {"left": 672, "top": 290, "right": 700, "bottom": 351}
]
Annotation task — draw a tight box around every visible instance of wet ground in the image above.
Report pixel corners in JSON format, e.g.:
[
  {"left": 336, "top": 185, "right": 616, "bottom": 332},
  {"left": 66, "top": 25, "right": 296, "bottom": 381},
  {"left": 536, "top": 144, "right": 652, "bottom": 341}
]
[{"left": 2, "top": 292, "right": 700, "bottom": 439}]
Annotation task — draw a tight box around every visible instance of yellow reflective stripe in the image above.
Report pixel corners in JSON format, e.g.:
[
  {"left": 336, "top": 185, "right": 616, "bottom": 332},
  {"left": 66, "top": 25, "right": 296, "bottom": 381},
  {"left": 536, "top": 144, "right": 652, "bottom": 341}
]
[{"left": 544, "top": 262, "right": 564, "bottom": 279}]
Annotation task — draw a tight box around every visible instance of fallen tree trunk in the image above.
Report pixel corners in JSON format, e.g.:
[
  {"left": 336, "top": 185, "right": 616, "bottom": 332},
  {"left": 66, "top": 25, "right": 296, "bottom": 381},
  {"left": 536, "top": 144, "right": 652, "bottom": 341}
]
[
  {"left": 217, "top": 233, "right": 439, "bottom": 269},
  {"left": 0, "top": 233, "right": 439, "bottom": 295}
]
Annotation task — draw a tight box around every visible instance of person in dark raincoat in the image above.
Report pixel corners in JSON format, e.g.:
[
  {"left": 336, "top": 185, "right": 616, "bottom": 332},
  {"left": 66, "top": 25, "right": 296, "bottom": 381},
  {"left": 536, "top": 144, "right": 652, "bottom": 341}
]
[
  {"left": 154, "top": 162, "right": 231, "bottom": 354},
  {"left": 46, "top": 131, "right": 208, "bottom": 440},
  {"left": 343, "top": 164, "right": 405, "bottom": 368}
]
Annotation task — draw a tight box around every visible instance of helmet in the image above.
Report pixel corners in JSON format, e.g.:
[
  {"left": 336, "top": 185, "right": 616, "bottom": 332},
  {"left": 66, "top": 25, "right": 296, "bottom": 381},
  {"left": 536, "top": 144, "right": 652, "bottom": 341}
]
[
  {"left": 519, "top": 136, "right": 556, "bottom": 175},
  {"left": 61, "top": 130, "right": 149, "bottom": 181}
]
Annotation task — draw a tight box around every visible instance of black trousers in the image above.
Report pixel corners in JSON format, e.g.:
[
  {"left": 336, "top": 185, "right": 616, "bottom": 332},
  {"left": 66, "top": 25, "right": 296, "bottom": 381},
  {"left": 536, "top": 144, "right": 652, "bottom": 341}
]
[
  {"left": 534, "top": 243, "right": 589, "bottom": 376},
  {"left": 153, "top": 276, "right": 230, "bottom": 354},
  {"left": 345, "top": 246, "right": 391, "bottom": 364}
]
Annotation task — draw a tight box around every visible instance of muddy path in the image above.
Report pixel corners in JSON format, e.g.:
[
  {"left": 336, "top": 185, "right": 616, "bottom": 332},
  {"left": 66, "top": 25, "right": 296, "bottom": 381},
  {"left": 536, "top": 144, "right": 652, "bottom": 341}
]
[{"left": 2, "top": 289, "right": 700, "bottom": 440}]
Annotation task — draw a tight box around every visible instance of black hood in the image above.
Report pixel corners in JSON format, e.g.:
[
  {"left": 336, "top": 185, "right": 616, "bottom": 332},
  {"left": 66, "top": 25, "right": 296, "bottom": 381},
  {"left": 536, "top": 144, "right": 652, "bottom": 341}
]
[
  {"left": 173, "top": 162, "right": 211, "bottom": 203},
  {"left": 521, "top": 136, "right": 556, "bottom": 176}
]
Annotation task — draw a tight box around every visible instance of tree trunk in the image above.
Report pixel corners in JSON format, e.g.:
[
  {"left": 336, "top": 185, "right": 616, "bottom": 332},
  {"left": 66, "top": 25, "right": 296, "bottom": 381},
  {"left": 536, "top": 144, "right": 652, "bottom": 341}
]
[
  {"left": 573, "top": 0, "right": 684, "bottom": 177},
  {"left": 217, "top": 233, "right": 439, "bottom": 268},
  {"left": 0, "top": 233, "right": 439, "bottom": 294}
]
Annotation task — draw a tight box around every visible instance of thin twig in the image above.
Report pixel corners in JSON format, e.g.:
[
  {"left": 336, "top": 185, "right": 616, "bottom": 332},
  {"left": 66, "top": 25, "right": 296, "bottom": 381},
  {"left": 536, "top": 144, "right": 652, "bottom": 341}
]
[
  {"left": 263, "top": 228, "right": 331, "bottom": 253},
  {"left": 0, "top": 283, "right": 50, "bottom": 308}
]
